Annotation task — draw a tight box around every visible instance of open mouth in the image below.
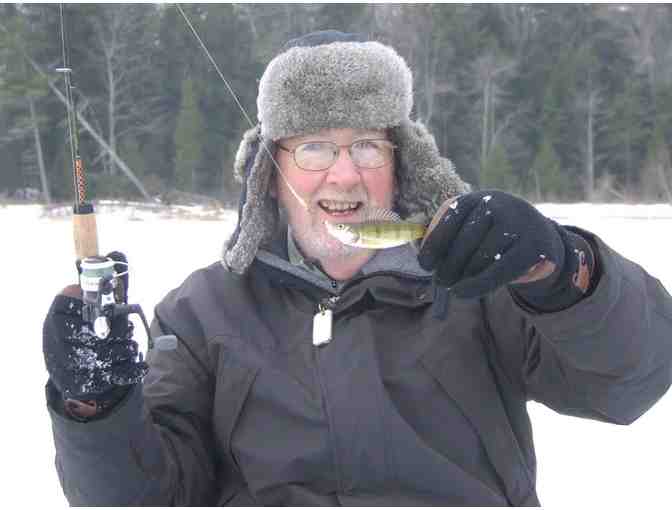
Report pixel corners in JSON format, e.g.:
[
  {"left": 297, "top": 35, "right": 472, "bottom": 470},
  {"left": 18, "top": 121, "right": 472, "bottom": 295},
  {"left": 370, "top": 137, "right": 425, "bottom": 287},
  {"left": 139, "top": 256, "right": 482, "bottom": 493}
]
[{"left": 317, "top": 200, "right": 363, "bottom": 217}]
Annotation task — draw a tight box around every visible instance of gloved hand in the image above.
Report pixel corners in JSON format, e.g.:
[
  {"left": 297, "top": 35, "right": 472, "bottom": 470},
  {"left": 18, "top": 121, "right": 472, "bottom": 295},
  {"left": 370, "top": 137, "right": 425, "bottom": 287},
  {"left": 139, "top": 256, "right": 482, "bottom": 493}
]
[
  {"left": 418, "top": 190, "right": 568, "bottom": 300},
  {"left": 43, "top": 252, "right": 147, "bottom": 407}
]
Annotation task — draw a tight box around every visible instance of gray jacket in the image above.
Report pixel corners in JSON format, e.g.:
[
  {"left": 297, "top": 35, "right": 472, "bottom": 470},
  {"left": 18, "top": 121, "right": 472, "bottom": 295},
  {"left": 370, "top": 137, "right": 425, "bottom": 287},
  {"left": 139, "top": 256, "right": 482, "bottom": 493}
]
[{"left": 47, "top": 228, "right": 672, "bottom": 506}]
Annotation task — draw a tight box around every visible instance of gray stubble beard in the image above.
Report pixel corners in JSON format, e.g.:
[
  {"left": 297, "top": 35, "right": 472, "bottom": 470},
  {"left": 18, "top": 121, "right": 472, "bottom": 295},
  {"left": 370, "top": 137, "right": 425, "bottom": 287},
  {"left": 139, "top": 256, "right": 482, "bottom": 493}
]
[{"left": 280, "top": 202, "right": 371, "bottom": 262}]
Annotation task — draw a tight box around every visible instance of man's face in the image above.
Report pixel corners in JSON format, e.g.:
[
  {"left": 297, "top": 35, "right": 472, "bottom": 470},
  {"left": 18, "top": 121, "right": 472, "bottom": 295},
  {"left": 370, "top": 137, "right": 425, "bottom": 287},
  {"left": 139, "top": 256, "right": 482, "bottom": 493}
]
[{"left": 275, "top": 128, "right": 396, "bottom": 262}]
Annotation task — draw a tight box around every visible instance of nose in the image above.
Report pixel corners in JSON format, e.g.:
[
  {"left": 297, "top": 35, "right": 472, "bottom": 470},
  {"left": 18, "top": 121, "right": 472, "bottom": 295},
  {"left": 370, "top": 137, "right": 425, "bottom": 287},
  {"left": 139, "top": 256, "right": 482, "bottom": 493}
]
[{"left": 324, "top": 147, "right": 362, "bottom": 189}]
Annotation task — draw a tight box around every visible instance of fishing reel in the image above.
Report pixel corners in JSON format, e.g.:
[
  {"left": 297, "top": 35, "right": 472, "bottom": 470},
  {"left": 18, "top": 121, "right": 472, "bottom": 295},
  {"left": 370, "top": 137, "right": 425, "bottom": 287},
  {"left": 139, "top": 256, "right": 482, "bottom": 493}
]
[{"left": 78, "top": 256, "right": 177, "bottom": 351}]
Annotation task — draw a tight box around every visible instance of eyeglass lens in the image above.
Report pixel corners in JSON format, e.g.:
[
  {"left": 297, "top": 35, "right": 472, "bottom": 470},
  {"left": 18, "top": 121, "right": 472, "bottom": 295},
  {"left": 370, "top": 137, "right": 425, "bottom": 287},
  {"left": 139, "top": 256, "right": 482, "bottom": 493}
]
[{"left": 294, "top": 140, "right": 393, "bottom": 171}]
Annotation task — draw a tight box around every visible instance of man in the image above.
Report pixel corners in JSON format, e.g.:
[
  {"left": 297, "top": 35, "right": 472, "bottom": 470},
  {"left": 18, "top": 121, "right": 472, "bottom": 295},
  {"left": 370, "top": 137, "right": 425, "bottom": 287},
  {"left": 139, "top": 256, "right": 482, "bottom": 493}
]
[{"left": 43, "top": 31, "right": 672, "bottom": 506}]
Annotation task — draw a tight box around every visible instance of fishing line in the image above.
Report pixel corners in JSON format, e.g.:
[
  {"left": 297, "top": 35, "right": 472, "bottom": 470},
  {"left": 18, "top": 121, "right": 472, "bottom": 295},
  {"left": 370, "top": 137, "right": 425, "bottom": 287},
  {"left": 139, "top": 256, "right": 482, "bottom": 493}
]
[{"left": 175, "top": 3, "right": 308, "bottom": 211}]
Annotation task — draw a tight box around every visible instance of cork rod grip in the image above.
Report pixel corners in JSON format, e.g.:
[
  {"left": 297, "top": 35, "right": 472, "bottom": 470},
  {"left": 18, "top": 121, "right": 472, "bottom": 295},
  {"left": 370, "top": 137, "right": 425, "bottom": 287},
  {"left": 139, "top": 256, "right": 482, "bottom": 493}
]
[{"left": 73, "top": 211, "right": 99, "bottom": 259}]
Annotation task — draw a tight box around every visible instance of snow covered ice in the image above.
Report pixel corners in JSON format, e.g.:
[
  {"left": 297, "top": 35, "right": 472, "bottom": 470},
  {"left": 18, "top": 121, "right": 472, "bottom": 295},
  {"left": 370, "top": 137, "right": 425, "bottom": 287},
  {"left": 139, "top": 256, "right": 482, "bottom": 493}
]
[{"left": 2, "top": 202, "right": 671, "bottom": 508}]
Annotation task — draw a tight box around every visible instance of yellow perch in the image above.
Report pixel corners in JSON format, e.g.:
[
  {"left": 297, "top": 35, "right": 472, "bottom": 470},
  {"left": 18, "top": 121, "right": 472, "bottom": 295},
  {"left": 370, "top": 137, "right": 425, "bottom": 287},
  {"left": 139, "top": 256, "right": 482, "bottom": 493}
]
[{"left": 325, "top": 208, "right": 426, "bottom": 249}]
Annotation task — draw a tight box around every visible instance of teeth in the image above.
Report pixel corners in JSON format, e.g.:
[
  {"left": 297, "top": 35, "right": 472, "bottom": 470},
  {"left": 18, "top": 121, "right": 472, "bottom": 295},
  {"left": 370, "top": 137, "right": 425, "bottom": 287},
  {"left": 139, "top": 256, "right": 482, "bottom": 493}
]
[{"left": 319, "top": 200, "right": 360, "bottom": 212}]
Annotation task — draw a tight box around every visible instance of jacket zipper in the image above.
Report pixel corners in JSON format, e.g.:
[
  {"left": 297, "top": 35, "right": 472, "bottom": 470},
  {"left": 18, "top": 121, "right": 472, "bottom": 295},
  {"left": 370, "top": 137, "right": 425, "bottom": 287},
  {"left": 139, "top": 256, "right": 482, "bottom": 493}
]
[{"left": 311, "top": 295, "right": 346, "bottom": 494}]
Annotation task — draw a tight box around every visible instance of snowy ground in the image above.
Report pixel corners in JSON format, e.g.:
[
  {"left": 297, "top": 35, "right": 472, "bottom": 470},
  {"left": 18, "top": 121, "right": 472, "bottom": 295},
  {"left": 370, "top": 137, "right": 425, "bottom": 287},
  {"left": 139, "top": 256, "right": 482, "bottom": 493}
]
[{"left": 2, "top": 202, "right": 671, "bottom": 508}]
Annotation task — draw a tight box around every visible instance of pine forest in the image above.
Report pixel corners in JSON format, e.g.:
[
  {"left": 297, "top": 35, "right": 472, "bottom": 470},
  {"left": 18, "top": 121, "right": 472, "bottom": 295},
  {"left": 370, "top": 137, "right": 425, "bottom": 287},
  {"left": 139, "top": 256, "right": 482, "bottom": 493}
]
[{"left": 2, "top": 4, "right": 672, "bottom": 206}]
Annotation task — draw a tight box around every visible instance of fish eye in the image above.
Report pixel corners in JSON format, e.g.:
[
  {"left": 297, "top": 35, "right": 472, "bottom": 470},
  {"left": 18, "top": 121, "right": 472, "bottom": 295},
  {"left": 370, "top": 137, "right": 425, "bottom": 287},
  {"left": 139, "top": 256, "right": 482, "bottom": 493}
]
[{"left": 337, "top": 224, "right": 345, "bottom": 230}]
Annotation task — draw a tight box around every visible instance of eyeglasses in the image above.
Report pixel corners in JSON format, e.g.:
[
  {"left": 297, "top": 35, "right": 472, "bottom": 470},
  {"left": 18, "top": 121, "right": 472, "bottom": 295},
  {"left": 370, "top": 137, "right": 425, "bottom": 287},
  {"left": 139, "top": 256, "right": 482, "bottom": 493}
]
[{"left": 276, "top": 139, "right": 397, "bottom": 172}]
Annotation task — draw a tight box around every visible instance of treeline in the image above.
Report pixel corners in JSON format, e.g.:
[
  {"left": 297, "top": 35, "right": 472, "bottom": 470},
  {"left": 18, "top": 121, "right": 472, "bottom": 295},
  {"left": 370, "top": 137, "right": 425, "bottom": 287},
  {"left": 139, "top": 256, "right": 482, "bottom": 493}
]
[{"left": 2, "top": 4, "right": 672, "bottom": 205}]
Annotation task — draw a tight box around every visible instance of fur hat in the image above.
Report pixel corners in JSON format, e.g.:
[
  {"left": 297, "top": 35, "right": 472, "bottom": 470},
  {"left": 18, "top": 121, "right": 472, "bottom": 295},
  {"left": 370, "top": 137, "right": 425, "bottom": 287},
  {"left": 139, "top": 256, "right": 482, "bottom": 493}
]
[{"left": 223, "top": 30, "right": 469, "bottom": 274}]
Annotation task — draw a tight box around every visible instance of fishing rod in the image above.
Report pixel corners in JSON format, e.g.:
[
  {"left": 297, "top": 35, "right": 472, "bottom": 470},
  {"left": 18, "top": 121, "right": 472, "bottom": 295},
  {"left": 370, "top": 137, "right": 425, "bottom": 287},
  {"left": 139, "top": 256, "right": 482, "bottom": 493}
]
[
  {"left": 56, "top": 5, "right": 97, "bottom": 260},
  {"left": 57, "top": 4, "right": 176, "bottom": 351}
]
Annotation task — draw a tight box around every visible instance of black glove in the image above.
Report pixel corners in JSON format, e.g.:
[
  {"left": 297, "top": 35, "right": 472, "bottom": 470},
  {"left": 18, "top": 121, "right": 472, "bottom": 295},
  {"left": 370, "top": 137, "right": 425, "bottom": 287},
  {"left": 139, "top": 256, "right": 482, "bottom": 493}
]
[
  {"left": 418, "top": 190, "right": 566, "bottom": 299},
  {"left": 509, "top": 227, "right": 597, "bottom": 312},
  {"left": 43, "top": 252, "right": 147, "bottom": 404}
]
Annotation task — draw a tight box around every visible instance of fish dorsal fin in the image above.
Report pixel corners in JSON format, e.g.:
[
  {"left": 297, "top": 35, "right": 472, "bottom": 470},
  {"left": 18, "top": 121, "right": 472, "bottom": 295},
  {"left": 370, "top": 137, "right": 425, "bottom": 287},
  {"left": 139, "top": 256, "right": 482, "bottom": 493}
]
[{"left": 361, "top": 207, "right": 402, "bottom": 223}]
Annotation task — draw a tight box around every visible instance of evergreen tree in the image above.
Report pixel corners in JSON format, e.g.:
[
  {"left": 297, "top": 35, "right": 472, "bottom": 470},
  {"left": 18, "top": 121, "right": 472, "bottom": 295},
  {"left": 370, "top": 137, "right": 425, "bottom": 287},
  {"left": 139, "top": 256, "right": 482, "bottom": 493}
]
[
  {"left": 480, "top": 143, "right": 518, "bottom": 193},
  {"left": 604, "top": 78, "right": 652, "bottom": 194},
  {"left": 531, "top": 137, "right": 569, "bottom": 202},
  {"left": 139, "top": 5, "right": 184, "bottom": 193},
  {"left": 0, "top": 4, "right": 58, "bottom": 200},
  {"left": 174, "top": 77, "right": 203, "bottom": 193},
  {"left": 0, "top": 4, "right": 26, "bottom": 197},
  {"left": 181, "top": 4, "right": 255, "bottom": 203},
  {"left": 640, "top": 126, "right": 672, "bottom": 202}
]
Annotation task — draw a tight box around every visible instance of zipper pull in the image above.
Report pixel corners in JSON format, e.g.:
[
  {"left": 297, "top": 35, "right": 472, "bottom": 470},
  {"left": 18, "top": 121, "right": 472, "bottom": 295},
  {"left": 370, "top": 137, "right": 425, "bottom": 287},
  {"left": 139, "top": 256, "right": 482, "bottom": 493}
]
[{"left": 313, "top": 301, "right": 335, "bottom": 347}]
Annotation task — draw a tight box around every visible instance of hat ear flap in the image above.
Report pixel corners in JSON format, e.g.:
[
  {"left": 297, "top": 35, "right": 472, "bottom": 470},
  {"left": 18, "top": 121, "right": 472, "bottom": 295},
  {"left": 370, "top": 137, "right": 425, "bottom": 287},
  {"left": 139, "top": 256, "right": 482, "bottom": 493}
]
[
  {"left": 224, "top": 126, "right": 279, "bottom": 274},
  {"left": 392, "top": 119, "right": 470, "bottom": 222}
]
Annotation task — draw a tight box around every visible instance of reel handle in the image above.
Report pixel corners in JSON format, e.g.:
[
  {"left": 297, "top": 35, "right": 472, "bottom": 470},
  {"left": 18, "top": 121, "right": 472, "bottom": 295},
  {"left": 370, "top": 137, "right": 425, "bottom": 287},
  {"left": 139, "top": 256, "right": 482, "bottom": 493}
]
[{"left": 113, "top": 304, "right": 177, "bottom": 351}]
